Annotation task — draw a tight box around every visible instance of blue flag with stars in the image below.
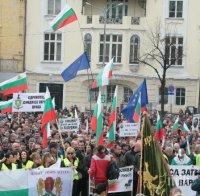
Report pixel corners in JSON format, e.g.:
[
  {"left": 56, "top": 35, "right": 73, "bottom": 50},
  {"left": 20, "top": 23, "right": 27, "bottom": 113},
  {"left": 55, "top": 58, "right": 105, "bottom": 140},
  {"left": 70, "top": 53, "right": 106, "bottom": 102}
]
[
  {"left": 121, "top": 79, "right": 148, "bottom": 122},
  {"left": 61, "top": 52, "right": 90, "bottom": 82}
]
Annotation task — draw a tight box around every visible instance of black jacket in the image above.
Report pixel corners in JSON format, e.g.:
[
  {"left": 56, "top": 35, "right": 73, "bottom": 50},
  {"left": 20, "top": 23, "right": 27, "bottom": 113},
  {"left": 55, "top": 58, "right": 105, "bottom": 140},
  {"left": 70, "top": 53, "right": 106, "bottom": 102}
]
[{"left": 191, "top": 178, "right": 200, "bottom": 196}]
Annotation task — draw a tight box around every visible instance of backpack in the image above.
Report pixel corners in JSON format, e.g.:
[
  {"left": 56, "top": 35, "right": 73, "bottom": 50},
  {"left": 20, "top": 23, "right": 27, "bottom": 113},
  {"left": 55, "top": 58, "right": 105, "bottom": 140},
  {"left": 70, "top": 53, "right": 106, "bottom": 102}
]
[{"left": 107, "top": 161, "right": 120, "bottom": 180}]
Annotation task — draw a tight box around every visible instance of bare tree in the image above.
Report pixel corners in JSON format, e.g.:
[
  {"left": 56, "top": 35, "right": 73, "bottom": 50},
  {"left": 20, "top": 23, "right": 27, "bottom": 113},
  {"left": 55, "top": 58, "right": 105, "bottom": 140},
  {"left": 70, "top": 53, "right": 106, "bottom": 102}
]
[{"left": 138, "top": 24, "right": 184, "bottom": 116}]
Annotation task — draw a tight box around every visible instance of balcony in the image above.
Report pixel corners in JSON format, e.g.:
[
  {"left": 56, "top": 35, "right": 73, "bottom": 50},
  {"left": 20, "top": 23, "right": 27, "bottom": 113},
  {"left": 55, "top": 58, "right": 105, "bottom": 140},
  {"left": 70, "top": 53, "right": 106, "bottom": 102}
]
[
  {"left": 129, "top": 63, "right": 139, "bottom": 72},
  {"left": 79, "top": 15, "right": 146, "bottom": 30}
]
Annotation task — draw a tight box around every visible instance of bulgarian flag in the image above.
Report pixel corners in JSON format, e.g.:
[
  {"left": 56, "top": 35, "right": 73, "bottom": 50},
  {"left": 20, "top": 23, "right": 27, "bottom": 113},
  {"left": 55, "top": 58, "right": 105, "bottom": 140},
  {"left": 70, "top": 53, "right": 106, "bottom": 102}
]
[
  {"left": 154, "top": 111, "right": 165, "bottom": 140},
  {"left": 108, "top": 86, "right": 118, "bottom": 145},
  {"left": 91, "top": 58, "right": 114, "bottom": 89},
  {"left": 0, "top": 99, "right": 13, "bottom": 113},
  {"left": 0, "top": 73, "right": 28, "bottom": 96},
  {"left": 172, "top": 117, "right": 180, "bottom": 131},
  {"left": 50, "top": 4, "right": 78, "bottom": 31},
  {"left": 41, "top": 88, "right": 57, "bottom": 148},
  {"left": 90, "top": 91, "right": 103, "bottom": 144},
  {"left": 133, "top": 92, "right": 141, "bottom": 123}
]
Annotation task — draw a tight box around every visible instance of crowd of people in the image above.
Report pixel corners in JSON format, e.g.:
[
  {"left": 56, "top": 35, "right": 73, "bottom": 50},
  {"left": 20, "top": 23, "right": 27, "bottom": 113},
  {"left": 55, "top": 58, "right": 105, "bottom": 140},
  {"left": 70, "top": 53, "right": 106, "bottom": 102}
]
[{"left": 0, "top": 105, "right": 199, "bottom": 196}]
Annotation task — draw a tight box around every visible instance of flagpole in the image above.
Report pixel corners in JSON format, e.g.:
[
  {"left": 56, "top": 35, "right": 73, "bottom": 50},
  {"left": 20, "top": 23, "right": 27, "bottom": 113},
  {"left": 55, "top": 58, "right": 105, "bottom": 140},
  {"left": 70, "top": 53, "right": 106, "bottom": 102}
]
[
  {"left": 76, "top": 19, "right": 93, "bottom": 111},
  {"left": 55, "top": 119, "right": 65, "bottom": 150}
]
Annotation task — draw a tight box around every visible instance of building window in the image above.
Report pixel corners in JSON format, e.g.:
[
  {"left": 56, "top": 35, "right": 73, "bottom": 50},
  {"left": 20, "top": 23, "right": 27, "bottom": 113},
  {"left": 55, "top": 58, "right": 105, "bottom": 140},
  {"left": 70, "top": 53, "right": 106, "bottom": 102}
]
[
  {"left": 124, "top": 87, "right": 133, "bottom": 103},
  {"left": 159, "top": 87, "right": 168, "bottom": 104},
  {"left": 165, "top": 36, "right": 183, "bottom": 66},
  {"left": 99, "top": 34, "right": 122, "bottom": 63},
  {"left": 107, "top": 0, "right": 128, "bottom": 20},
  {"left": 169, "top": 0, "right": 183, "bottom": 18},
  {"left": 84, "top": 33, "right": 92, "bottom": 61},
  {"left": 44, "top": 33, "right": 62, "bottom": 61},
  {"left": 176, "top": 88, "right": 185, "bottom": 105},
  {"left": 89, "top": 88, "right": 99, "bottom": 102},
  {"left": 129, "top": 35, "right": 140, "bottom": 64},
  {"left": 107, "top": 85, "right": 116, "bottom": 102},
  {"left": 47, "top": 0, "right": 61, "bottom": 15}
]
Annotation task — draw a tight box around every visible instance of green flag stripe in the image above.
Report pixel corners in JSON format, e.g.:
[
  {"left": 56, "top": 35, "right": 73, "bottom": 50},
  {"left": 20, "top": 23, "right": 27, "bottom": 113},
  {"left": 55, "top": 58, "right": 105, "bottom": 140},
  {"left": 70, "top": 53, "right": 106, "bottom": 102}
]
[
  {"left": 44, "top": 97, "right": 53, "bottom": 113},
  {"left": 0, "top": 78, "right": 27, "bottom": 91},
  {"left": 0, "top": 102, "right": 12, "bottom": 110}
]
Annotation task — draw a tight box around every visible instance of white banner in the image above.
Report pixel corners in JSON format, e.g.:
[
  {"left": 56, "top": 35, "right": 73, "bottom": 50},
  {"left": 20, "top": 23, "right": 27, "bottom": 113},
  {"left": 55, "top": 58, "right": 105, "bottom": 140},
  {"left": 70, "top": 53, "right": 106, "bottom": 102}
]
[
  {"left": 28, "top": 168, "right": 73, "bottom": 196},
  {"left": 89, "top": 166, "right": 133, "bottom": 195},
  {"left": 12, "top": 93, "right": 45, "bottom": 112},
  {"left": 170, "top": 165, "right": 200, "bottom": 196},
  {"left": 58, "top": 117, "right": 79, "bottom": 132},
  {"left": 119, "top": 123, "right": 139, "bottom": 137}
]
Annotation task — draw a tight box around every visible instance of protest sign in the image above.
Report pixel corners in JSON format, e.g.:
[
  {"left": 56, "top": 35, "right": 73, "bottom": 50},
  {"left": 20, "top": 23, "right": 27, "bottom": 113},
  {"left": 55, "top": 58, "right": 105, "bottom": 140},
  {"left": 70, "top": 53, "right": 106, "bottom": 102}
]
[
  {"left": 170, "top": 165, "right": 200, "bottom": 196},
  {"left": 192, "top": 114, "right": 200, "bottom": 131},
  {"left": 58, "top": 117, "right": 79, "bottom": 132},
  {"left": 12, "top": 93, "right": 45, "bottom": 112},
  {"left": 89, "top": 166, "right": 133, "bottom": 195},
  {"left": 119, "top": 123, "right": 139, "bottom": 137},
  {"left": 0, "top": 168, "right": 73, "bottom": 196}
]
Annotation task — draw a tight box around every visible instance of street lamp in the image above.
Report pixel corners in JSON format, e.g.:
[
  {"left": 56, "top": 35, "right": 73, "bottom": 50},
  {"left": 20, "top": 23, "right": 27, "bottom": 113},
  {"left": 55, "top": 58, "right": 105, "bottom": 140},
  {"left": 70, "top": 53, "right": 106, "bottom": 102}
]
[{"left": 85, "top": 2, "right": 123, "bottom": 66}]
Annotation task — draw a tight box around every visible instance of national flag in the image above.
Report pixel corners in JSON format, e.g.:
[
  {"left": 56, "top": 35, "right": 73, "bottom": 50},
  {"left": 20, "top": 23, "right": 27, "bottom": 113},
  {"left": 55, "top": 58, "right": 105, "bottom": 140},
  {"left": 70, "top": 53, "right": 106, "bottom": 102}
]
[
  {"left": 154, "top": 111, "right": 165, "bottom": 140},
  {"left": 0, "top": 170, "right": 28, "bottom": 196},
  {"left": 0, "top": 99, "right": 13, "bottom": 113},
  {"left": 41, "top": 88, "right": 57, "bottom": 148},
  {"left": 50, "top": 4, "right": 78, "bottom": 31},
  {"left": 121, "top": 79, "right": 148, "bottom": 122},
  {"left": 90, "top": 91, "right": 103, "bottom": 144},
  {"left": 141, "top": 115, "right": 172, "bottom": 195},
  {"left": 61, "top": 52, "right": 90, "bottom": 82},
  {"left": 133, "top": 92, "right": 141, "bottom": 123},
  {"left": 172, "top": 117, "right": 180, "bottom": 131},
  {"left": 0, "top": 73, "right": 28, "bottom": 96},
  {"left": 91, "top": 58, "right": 114, "bottom": 89},
  {"left": 182, "top": 122, "right": 190, "bottom": 132},
  {"left": 108, "top": 86, "right": 118, "bottom": 145}
]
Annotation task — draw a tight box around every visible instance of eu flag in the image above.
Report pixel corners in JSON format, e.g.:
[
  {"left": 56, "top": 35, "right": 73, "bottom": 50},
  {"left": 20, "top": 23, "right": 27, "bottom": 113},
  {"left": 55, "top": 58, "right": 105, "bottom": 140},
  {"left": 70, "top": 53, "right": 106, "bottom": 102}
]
[
  {"left": 121, "top": 79, "right": 148, "bottom": 122},
  {"left": 61, "top": 52, "right": 90, "bottom": 82}
]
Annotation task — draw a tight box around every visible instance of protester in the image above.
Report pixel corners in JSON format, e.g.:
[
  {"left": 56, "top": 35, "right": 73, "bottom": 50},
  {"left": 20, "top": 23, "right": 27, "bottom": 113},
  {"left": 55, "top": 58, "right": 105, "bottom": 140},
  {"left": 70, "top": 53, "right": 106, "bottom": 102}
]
[
  {"left": 171, "top": 148, "right": 192, "bottom": 165},
  {"left": 89, "top": 145, "right": 111, "bottom": 196}
]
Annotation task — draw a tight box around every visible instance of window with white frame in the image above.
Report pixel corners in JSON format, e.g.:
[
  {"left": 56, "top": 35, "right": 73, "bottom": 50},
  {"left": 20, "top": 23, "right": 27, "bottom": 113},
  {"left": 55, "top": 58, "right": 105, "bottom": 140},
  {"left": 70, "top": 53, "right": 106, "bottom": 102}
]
[
  {"left": 159, "top": 87, "right": 168, "bottom": 104},
  {"left": 106, "top": 0, "right": 128, "bottom": 19},
  {"left": 176, "top": 88, "right": 185, "bottom": 105},
  {"left": 169, "top": 0, "right": 183, "bottom": 18},
  {"left": 107, "top": 85, "right": 116, "bottom": 102},
  {"left": 129, "top": 35, "right": 140, "bottom": 64},
  {"left": 165, "top": 36, "right": 183, "bottom": 66},
  {"left": 47, "top": 0, "right": 61, "bottom": 15},
  {"left": 84, "top": 33, "right": 92, "bottom": 61},
  {"left": 44, "top": 33, "right": 62, "bottom": 61},
  {"left": 99, "top": 34, "right": 122, "bottom": 63},
  {"left": 124, "top": 87, "right": 133, "bottom": 102}
]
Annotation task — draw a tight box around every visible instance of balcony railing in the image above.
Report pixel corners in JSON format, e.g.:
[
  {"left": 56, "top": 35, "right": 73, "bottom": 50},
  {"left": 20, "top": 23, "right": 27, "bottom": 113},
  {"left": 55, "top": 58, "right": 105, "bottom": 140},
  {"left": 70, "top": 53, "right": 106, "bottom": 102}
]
[{"left": 99, "top": 16, "right": 123, "bottom": 24}]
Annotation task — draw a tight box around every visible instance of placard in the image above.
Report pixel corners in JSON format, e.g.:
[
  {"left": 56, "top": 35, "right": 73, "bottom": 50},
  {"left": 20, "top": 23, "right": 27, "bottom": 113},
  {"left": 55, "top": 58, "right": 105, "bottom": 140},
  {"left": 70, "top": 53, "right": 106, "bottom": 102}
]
[
  {"left": 89, "top": 166, "right": 134, "bottom": 195},
  {"left": 12, "top": 93, "right": 45, "bottom": 112},
  {"left": 58, "top": 117, "right": 79, "bottom": 132},
  {"left": 170, "top": 165, "right": 200, "bottom": 196},
  {"left": 119, "top": 123, "right": 139, "bottom": 137}
]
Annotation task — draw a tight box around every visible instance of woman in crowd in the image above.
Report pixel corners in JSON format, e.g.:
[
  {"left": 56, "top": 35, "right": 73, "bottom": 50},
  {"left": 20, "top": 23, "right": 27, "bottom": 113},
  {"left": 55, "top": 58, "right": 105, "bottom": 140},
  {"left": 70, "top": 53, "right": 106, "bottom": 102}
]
[
  {"left": 30, "top": 152, "right": 44, "bottom": 169},
  {"left": 20, "top": 150, "right": 33, "bottom": 169},
  {"left": 61, "top": 147, "right": 80, "bottom": 196},
  {"left": 42, "top": 152, "right": 55, "bottom": 168}
]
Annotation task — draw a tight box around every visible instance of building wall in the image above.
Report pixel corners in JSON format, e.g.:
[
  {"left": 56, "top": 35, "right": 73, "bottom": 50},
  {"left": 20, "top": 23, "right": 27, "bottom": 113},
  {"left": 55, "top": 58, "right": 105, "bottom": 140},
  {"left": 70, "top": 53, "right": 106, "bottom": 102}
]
[
  {"left": 0, "top": 0, "right": 25, "bottom": 72},
  {"left": 26, "top": 0, "right": 200, "bottom": 112}
]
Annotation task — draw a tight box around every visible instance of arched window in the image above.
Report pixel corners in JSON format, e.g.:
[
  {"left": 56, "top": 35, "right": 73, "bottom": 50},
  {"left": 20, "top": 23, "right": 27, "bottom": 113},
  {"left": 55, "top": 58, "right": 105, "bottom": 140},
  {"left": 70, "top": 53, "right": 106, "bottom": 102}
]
[
  {"left": 129, "top": 35, "right": 140, "bottom": 64},
  {"left": 84, "top": 33, "right": 92, "bottom": 61},
  {"left": 124, "top": 87, "right": 133, "bottom": 102}
]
